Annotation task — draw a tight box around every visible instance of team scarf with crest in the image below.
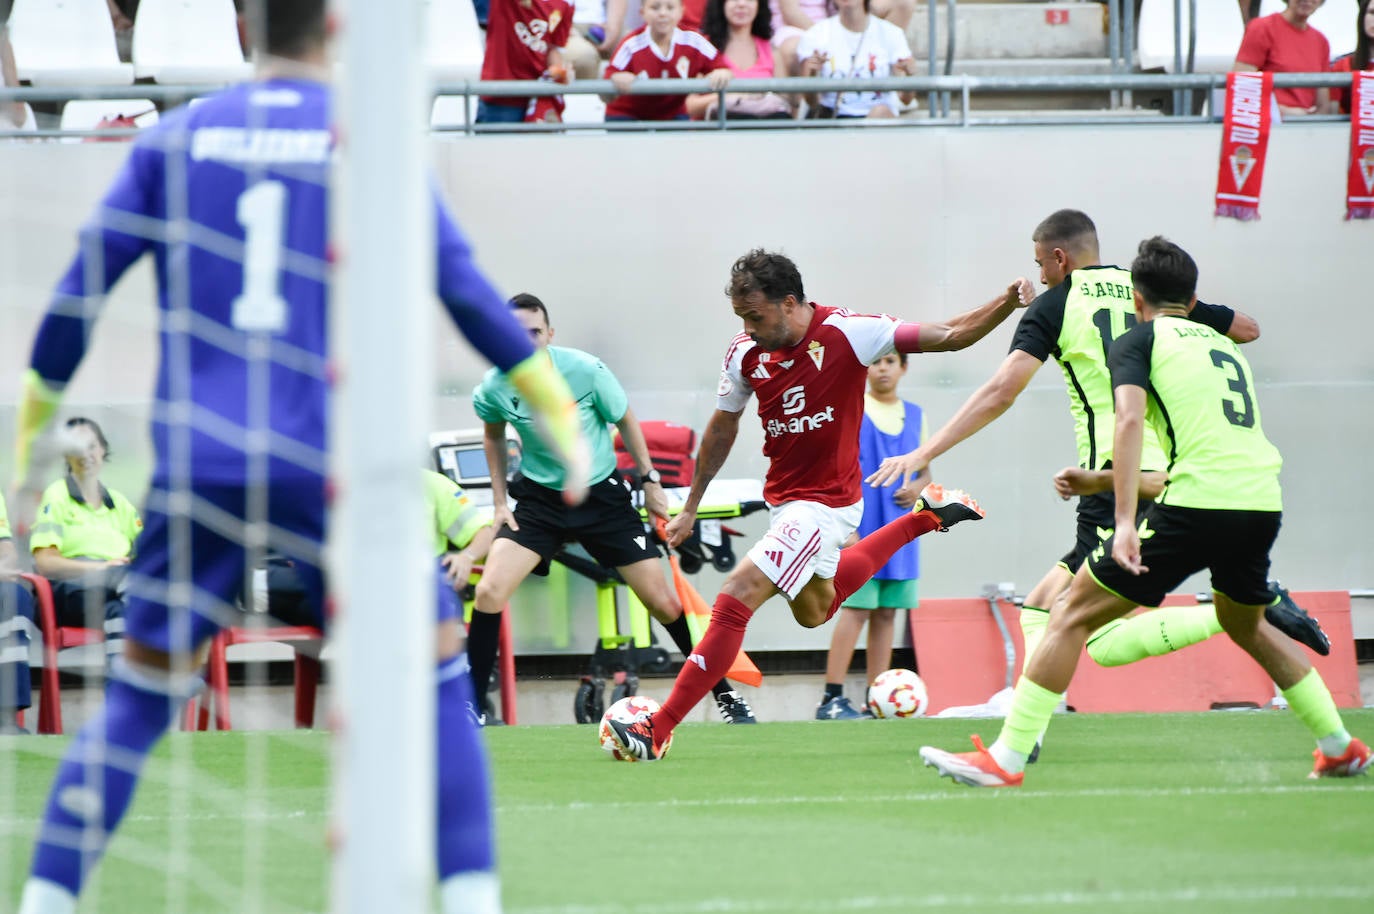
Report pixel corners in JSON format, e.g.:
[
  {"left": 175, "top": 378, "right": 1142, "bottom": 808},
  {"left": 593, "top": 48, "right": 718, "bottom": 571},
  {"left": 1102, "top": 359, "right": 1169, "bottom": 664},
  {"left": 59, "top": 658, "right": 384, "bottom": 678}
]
[
  {"left": 1347, "top": 71, "right": 1374, "bottom": 220},
  {"left": 1215, "top": 71, "right": 1273, "bottom": 221}
]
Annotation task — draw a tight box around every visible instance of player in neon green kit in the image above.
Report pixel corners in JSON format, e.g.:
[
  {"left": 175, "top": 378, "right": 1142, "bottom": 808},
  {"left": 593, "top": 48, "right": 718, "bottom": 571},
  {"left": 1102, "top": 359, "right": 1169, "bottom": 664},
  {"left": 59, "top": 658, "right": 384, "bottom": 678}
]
[
  {"left": 919, "top": 236, "right": 1371, "bottom": 786},
  {"left": 869, "top": 210, "right": 1326, "bottom": 694}
]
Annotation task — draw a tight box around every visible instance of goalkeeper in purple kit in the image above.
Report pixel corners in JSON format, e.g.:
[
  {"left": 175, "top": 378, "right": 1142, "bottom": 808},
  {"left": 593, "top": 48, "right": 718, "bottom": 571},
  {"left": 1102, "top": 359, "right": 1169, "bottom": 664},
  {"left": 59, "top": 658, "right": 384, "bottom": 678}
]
[{"left": 12, "top": 3, "right": 588, "bottom": 913}]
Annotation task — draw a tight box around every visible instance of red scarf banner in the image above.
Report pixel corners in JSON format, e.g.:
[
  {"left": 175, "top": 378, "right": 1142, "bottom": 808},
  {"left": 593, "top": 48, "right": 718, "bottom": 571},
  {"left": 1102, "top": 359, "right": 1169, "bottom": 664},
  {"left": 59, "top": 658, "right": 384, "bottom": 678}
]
[
  {"left": 1215, "top": 71, "right": 1273, "bottom": 221},
  {"left": 1347, "top": 71, "right": 1374, "bottom": 220}
]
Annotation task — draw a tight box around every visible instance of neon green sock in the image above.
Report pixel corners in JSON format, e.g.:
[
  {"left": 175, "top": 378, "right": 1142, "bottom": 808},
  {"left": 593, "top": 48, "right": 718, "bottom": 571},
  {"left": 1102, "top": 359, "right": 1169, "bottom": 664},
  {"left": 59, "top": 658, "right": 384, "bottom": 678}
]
[
  {"left": 1085, "top": 605, "right": 1223, "bottom": 667},
  {"left": 1019, "top": 606, "right": 1050, "bottom": 668},
  {"left": 1282, "top": 669, "right": 1350, "bottom": 754},
  {"left": 993, "top": 676, "right": 1064, "bottom": 770}
]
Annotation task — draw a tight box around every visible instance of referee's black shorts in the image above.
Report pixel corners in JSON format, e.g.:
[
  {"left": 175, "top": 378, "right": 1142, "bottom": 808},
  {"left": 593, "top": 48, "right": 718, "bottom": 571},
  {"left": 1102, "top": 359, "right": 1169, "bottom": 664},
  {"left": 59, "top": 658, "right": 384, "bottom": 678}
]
[
  {"left": 497, "top": 471, "right": 660, "bottom": 571},
  {"left": 1086, "top": 503, "right": 1281, "bottom": 609}
]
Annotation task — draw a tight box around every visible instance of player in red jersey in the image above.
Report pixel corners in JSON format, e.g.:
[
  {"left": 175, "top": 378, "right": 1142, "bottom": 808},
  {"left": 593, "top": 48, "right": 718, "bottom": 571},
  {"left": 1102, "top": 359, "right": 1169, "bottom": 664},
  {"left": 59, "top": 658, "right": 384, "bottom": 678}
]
[
  {"left": 607, "top": 249, "right": 1032, "bottom": 760},
  {"left": 604, "top": 0, "right": 732, "bottom": 120},
  {"left": 479, "top": 0, "right": 575, "bottom": 124}
]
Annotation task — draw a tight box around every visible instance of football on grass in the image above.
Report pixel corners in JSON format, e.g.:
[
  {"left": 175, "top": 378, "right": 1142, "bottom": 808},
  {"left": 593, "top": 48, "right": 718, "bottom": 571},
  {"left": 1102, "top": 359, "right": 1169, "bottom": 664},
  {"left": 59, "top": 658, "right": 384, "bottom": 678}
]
[
  {"left": 867, "top": 669, "right": 929, "bottom": 719},
  {"left": 599, "top": 696, "right": 673, "bottom": 761}
]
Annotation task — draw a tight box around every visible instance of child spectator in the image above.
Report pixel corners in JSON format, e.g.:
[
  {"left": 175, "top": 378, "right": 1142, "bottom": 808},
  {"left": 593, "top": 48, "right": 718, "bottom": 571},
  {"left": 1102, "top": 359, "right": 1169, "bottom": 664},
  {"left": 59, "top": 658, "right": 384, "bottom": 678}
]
[
  {"left": 687, "top": 0, "right": 794, "bottom": 118},
  {"left": 479, "top": 0, "right": 574, "bottom": 125},
  {"left": 1233, "top": 0, "right": 1331, "bottom": 117},
  {"left": 1330, "top": 0, "right": 1374, "bottom": 113},
  {"left": 816, "top": 352, "right": 928, "bottom": 720},
  {"left": 604, "top": 0, "right": 732, "bottom": 121},
  {"left": 796, "top": 0, "right": 916, "bottom": 119}
]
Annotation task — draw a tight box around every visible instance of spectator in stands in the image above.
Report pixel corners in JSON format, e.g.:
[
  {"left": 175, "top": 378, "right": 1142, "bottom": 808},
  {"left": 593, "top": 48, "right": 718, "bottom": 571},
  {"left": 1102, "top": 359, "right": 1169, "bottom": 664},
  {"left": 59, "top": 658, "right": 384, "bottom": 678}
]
[
  {"left": 1, "top": 6, "right": 34, "bottom": 131},
  {"left": 1330, "top": 0, "right": 1374, "bottom": 113},
  {"left": 796, "top": 0, "right": 916, "bottom": 119},
  {"left": 1233, "top": 0, "right": 1331, "bottom": 117},
  {"left": 686, "top": 0, "right": 794, "bottom": 119},
  {"left": 29, "top": 418, "right": 141, "bottom": 656},
  {"left": 768, "top": 0, "right": 829, "bottom": 79},
  {"left": 468, "top": 293, "right": 756, "bottom": 725},
  {"left": 106, "top": 0, "right": 136, "bottom": 63},
  {"left": 565, "top": 0, "right": 620, "bottom": 80},
  {"left": 0, "top": 491, "right": 35, "bottom": 733},
  {"left": 478, "top": 0, "right": 574, "bottom": 124},
  {"left": 604, "top": 0, "right": 732, "bottom": 120},
  {"left": 817, "top": 353, "right": 927, "bottom": 721}
]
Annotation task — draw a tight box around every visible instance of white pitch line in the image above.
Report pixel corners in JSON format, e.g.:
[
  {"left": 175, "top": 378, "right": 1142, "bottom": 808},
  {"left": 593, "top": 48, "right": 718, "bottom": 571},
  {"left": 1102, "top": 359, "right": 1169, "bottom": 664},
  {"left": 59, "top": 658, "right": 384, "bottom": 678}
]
[
  {"left": 509, "top": 884, "right": 1374, "bottom": 914},
  {"left": 498, "top": 781, "right": 1374, "bottom": 813},
  {"left": 0, "top": 809, "right": 320, "bottom": 828}
]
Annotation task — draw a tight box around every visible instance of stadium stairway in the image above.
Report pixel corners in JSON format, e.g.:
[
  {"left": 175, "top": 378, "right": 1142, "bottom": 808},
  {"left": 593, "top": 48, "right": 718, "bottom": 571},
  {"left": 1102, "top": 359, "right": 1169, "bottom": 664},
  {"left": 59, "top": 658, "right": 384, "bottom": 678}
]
[{"left": 905, "top": 1, "right": 1167, "bottom": 113}]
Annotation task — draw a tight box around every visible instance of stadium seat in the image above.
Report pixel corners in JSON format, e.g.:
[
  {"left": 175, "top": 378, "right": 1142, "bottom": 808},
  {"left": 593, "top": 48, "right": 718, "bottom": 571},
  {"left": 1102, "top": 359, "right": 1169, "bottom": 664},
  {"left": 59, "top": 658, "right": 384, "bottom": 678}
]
[
  {"left": 20, "top": 573, "right": 104, "bottom": 735},
  {"left": 132, "top": 0, "right": 252, "bottom": 84},
  {"left": 1137, "top": 0, "right": 1246, "bottom": 73},
  {"left": 1259, "top": 0, "right": 1358, "bottom": 60},
  {"left": 7, "top": 0, "right": 134, "bottom": 86},
  {"left": 183, "top": 625, "right": 323, "bottom": 731},
  {"left": 425, "top": 0, "right": 485, "bottom": 84},
  {"left": 59, "top": 99, "right": 159, "bottom": 142}
]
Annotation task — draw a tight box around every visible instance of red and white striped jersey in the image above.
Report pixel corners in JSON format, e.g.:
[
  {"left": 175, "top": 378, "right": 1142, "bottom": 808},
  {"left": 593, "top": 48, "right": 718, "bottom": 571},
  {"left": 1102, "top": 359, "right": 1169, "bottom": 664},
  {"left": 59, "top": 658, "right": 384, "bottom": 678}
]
[{"left": 717, "top": 304, "right": 903, "bottom": 507}]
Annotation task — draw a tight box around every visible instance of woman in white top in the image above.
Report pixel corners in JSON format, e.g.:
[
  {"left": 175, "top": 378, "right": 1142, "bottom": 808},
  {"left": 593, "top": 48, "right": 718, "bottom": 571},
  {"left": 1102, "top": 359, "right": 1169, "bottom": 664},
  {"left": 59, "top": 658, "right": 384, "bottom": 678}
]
[{"left": 796, "top": 0, "right": 915, "bottom": 118}]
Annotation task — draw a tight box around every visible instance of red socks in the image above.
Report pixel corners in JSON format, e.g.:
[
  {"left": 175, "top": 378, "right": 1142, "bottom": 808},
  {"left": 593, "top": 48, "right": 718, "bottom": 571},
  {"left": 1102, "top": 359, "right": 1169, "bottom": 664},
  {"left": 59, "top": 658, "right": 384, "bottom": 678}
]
[
  {"left": 826, "top": 512, "right": 940, "bottom": 621},
  {"left": 656, "top": 594, "right": 753, "bottom": 735}
]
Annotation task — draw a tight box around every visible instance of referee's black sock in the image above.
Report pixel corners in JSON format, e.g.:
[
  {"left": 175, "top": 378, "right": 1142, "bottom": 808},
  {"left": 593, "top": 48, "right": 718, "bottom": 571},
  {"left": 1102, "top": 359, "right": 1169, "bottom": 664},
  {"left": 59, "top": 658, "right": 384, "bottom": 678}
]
[
  {"left": 661, "top": 614, "right": 732, "bottom": 700},
  {"left": 466, "top": 610, "right": 503, "bottom": 713}
]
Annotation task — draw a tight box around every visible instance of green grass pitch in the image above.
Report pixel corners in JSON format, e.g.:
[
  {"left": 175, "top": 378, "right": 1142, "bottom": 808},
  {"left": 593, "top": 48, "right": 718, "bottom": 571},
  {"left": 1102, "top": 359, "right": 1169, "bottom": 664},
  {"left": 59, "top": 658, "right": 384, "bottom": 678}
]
[{"left": 2, "top": 711, "right": 1372, "bottom": 913}]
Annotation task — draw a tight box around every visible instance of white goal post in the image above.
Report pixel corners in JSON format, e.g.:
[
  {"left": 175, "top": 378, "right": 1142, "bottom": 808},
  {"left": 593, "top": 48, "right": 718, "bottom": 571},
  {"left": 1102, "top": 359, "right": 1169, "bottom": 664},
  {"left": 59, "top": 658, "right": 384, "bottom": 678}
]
[{"left": 332, "top": 1, "right": 437, "bottom": 911}]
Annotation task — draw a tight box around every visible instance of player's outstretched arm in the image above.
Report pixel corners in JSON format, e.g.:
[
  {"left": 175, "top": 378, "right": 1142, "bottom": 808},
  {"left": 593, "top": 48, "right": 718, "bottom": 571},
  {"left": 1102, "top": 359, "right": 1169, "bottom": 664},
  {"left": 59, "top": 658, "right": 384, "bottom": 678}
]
[
  {"left": 1053, "top": 466, "right": 1168, "bottom": 501},
  {"left": 910, "top": 278, "right": 1034, "bottom": 353},
  {"left": 665, "top": 408, "right": 741, "bottom": 548},
  {"left": 1188, "top": 299, "right": 1259, "bottom": 344},
  {"left": 867, "top": 350, "right": 1040, "bottom": 487},
  {"left": 433, "top": 197, "right": 590, "bottom": 503}
]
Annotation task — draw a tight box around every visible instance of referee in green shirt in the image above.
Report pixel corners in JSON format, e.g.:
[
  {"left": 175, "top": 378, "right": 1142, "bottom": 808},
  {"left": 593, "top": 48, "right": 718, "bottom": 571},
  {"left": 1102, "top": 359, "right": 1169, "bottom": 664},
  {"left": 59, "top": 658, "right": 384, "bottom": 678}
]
[{"left": 921, "top": 236, "right": 1371, "bottom": 787}]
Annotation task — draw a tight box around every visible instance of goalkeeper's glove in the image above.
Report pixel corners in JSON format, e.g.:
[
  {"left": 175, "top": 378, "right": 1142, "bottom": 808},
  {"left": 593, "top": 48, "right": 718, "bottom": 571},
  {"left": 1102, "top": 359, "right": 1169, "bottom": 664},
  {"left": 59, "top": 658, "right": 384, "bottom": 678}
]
[
  {"left": 506, "top": 352, "right": 590, "bottom": 506},
  {"left": 10, "top": 370, "right": 73, "bottom": 534}
]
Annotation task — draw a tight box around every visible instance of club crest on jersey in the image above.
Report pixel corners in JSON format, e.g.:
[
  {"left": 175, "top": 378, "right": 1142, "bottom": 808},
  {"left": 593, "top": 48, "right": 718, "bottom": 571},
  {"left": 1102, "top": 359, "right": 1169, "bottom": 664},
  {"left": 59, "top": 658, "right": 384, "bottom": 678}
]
[
  {"left": 807, "top": 340, "right": 825, "bottom": 370},
  {"left": 676, "top": 57, "right": 691, "bottom": 78}
]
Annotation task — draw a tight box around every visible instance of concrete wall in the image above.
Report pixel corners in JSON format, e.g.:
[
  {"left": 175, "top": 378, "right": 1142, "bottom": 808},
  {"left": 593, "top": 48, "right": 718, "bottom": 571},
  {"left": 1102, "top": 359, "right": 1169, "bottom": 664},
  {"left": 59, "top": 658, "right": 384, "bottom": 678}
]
[{"left": 0, "top": 120, "right": 1368, "bottom": 652}]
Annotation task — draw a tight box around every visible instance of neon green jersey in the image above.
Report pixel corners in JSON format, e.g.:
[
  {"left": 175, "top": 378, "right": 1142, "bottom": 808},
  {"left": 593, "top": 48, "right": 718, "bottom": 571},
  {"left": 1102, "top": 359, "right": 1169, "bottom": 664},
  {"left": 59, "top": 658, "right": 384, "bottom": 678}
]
[
  {"left": 472, "top": 346, "right": 627, "bottom": 488},
  {"left": 0, "top": 492, "right": 11, "bottom": 540},
  {"left": 424, "top": 470, "right": 490, "bottom": 556},
  {"left": 29, "top": 476, "right": 142, "bottom": 560},
  {"left": 1011, "top": 266, "right": 1238, "bottom": 474},
  {"left": 1109, "top": 315, "right": 1281, "bottom": 511}
]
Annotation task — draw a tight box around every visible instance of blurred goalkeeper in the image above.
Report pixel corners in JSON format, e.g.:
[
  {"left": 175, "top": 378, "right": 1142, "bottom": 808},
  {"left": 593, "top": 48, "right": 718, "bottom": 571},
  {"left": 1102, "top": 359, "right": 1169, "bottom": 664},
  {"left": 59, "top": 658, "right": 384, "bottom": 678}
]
[{"left": 12, "top": 3, "right": 589, "bottom": 914}]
